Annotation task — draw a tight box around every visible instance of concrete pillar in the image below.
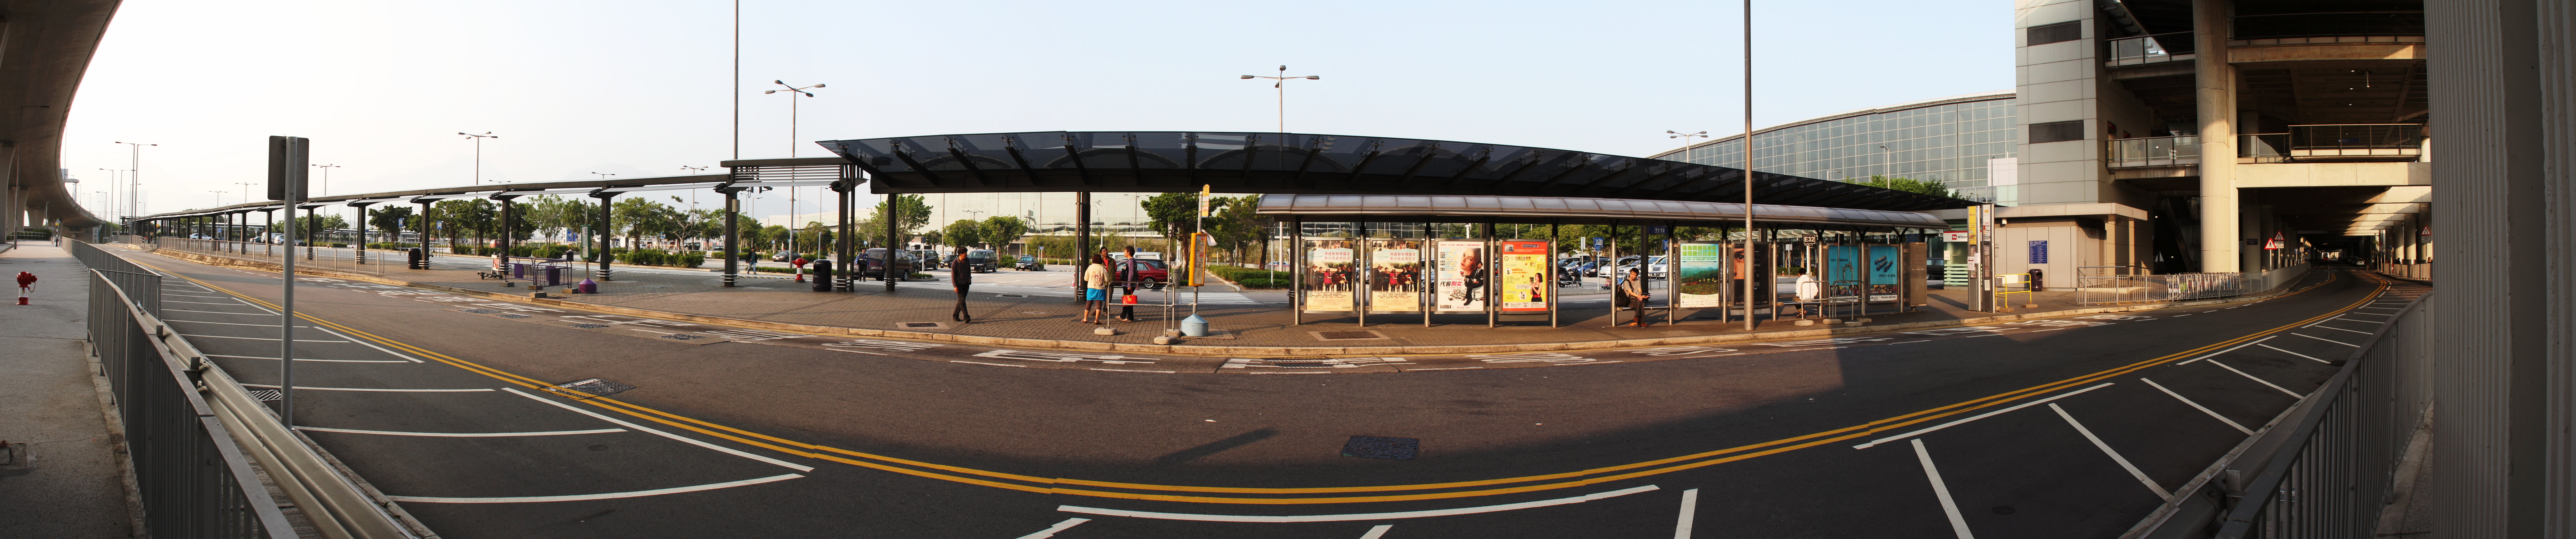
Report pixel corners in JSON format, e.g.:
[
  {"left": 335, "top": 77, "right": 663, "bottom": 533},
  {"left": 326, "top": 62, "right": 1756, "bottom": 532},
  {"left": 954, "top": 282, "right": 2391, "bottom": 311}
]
[{"left": 2193, "top": 0, "right": 2240, "bottom": 273}]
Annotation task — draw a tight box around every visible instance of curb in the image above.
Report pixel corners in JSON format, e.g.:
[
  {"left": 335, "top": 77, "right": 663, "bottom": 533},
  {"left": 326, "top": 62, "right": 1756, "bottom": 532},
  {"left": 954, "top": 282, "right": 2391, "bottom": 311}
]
[{"left": 142, "top": 247, "right": 2312, "bottom": 357}]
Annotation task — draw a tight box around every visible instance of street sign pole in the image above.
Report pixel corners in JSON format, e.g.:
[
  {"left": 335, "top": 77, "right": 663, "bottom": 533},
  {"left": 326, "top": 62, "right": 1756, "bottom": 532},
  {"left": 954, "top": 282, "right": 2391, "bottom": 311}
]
[{"left": 268, "top": 136, "right": 309, "bottom": 427}]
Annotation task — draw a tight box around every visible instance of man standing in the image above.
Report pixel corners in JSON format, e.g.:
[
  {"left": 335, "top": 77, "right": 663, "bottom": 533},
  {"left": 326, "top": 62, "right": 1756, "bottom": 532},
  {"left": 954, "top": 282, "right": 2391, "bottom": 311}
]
[
  {"left": 950, "top": 246, "right": 973, "bottom": 323},
  {"left": 1115, "top": 247, "right": 1139, "bottom": 322}
]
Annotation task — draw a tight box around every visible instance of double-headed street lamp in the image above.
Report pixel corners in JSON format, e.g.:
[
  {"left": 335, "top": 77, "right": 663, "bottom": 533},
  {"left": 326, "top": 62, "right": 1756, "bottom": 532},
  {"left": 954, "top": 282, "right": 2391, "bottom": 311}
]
[
  {"left": 114, "top": 141, "right": 154, "bottom": 220},
  {"left": 591, "top": 172, "right": 618, "bottom": 180},
  {"left": 1240, "top": 66, "right": 1321, "bottom": 133},
  {"left": 766, "top": 81, "right": 824, "bottom": 236},
  {"left": 460, "top": 132, "right": 499, "bottom": 185},
  {"left": 313, "top": 164, "right": 341, "bottom": 196}
]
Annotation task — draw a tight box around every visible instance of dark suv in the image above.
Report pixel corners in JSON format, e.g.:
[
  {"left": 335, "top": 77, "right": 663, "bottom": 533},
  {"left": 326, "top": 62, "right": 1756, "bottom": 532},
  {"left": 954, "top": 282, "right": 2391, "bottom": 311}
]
[
  {"left": 858, "top": 248, "right": 915, "bottom": 277},
  {"left": 961, "top": 250, "right": 999, "bottom": 273}
]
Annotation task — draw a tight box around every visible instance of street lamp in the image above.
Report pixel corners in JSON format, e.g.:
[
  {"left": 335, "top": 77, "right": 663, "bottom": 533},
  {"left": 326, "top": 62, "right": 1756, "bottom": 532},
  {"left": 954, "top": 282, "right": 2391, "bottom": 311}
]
[
  {"left": 1667, "top": 130, "right": 1709, "bottom": 159},
  {"left": 114, "top": 142, "right": 154, "bottom": 221},
  {"left": 765, "top": 80, "right": 823, "bottom": 240},
  {"left": 591, "top": 172, "right": 618, "bottom": 180},
  {"left": 459, "top": 132, "right": 499, "bottom": 185},
  {"left": 681, "top": 165, "right": 709, "bottom": 213},
  {"left": 209, "top": 190, "right": 227, "bottom": 207},
  {"left": 96, "top": 168, "right": 124, "bottom": 219},
  {"left": 1240, "top": 66, "right": 1321, "bottom": 133},
  {"left": 312, "top": 164, "right": 341, "bottom": 195}
]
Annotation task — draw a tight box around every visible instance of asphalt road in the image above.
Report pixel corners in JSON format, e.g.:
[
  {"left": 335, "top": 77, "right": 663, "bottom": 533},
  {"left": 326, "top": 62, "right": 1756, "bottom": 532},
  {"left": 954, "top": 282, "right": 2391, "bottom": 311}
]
[{"left": 110, "top": 245, "right": 2410, "bottom": 538}]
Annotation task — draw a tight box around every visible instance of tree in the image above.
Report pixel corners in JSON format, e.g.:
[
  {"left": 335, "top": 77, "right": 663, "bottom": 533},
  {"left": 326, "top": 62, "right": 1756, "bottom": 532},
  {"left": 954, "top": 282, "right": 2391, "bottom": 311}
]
[
  {"left": 978, "top": 215, "right": 1029, "bottom": 250},
  {"left": 368, "top": 206, "right": 414, "bottom": 237},
  {"left": 1852, "top": 175, "right": 1959, "bottom": 199},
  {"left": 1140, "top": 191, "right": 1201, "bottom": 243},
  {"left": 611, "top": 197, "right": 674, "bottom": 250},
  {"left": 1203, "top": 196, "right": 1269, "bottom": 262},
  {"left": 940, "top": 219, "right": 984, "bottom": 249}
]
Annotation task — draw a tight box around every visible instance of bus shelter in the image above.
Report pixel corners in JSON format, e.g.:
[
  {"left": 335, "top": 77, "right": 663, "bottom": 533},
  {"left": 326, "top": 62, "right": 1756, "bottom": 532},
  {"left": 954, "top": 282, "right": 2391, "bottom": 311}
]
[{"left": 1257, "top": 194, "right": 1952, "bottom": 328}]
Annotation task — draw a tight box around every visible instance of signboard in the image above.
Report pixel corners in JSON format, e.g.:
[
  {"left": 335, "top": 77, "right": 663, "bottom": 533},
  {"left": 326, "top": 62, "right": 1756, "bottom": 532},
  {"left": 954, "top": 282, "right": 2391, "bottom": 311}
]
[
  {"left": 2263, "top": 231, "right": 2285, "bottom": 250},
  {"left": 1675, "top": 242, "right": 1728, "bottom": 308},
  {"left": 1942, "top": 231, "right": 1970, "bottom": 242},
  {"left": 2029, "top": 240, "right": 2050, "bottom": 263},
  {"left": 1303, "top": 239, "right": 1356, "bottom": 312},
  {"left": 1644, "top": 225, "right": 1670, "bottom": 235},
  {"left": 1435, "top": 241, "right": 1488, "bottom": 312},
  {"left": 1826, "top": 245, "right": 1862, "bottom": 301},
  {"left": 1868, "top": 245, "right": 1901, "bottom": 302},
  {"left": 1496, "top": 241, "right": 1550, "bottom": 312},
  {"left": 1367, "top": 239, "right": 1423, "bottom": 312}
]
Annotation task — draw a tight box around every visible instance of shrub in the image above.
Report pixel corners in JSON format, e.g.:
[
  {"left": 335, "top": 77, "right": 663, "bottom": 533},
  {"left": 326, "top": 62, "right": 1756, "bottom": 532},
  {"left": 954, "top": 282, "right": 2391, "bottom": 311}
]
[{"left": 1234, "top": 278, "right": 1287, "bottom": 289}]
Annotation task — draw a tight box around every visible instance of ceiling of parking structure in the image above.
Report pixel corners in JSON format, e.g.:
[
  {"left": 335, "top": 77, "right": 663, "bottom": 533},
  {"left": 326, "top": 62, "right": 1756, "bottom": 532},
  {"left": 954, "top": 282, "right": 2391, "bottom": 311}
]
[{"left": 812, "top": 132, "right": 1976, "bottom": 212}]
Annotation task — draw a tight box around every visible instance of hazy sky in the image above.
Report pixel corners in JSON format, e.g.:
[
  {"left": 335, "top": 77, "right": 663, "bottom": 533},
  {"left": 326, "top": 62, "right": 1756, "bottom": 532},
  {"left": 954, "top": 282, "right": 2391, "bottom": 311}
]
[{"left": 60, "top": 0, "right": 2011, "bottom": 222}]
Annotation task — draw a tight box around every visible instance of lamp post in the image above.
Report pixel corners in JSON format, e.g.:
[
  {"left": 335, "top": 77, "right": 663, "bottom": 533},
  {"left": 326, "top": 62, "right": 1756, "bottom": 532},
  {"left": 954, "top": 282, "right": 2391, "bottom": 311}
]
[
  {"left": 459, "top": 132, "right": 499, "bottom": 185},
  {"left": 681, "top": 165, "right": 709, "bottom": 213},
  {"left": 1240, "top": 66, "right": 1321, "bottom": 133},
  {"left": 591, "top": 172, "right": 617, "bottom": 180},
  {"left": 1740, "top": 0, "right": 1758, "bottom": 331},
  {"left": 1667, "top": 130, "right": 1709, "bottom": 158},
  {"left": 114, "top": 142, "right": 154, "bottom": 221},
  {"left": 96, "top": 169, "right": 123, "bottom": 220},
  {"left": 313, "top": 164, "right": 341, "bottom": 195},
  {"left": 765, "top": 81, "right": 823, "bottom": 252}
]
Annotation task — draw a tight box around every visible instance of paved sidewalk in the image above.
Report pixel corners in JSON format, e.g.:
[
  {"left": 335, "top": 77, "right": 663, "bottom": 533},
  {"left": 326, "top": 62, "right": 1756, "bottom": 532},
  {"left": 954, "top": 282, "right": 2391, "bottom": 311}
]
[
  {"left": 120, "top": 245, "right": 2300, "bottom": 356},
  {"left": 0, "top": 243, "right": 137, "bottom": 537}
]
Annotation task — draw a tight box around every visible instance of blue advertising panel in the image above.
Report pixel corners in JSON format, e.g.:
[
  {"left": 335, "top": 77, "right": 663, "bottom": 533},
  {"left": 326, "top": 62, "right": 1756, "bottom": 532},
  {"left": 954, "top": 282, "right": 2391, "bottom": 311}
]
[
  {"left": 1826, "top": 245, "right": 1861, "bottom": 301},
  {"left": 1867, "top": 245, "right": 1901, "bottom": 302}
]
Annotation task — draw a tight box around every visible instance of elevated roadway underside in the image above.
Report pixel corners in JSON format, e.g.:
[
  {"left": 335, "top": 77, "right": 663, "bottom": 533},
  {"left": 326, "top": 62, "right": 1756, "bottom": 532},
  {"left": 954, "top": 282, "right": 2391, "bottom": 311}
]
[{"left": 105, "top": 244, "right": 2407, "bottom": 538}]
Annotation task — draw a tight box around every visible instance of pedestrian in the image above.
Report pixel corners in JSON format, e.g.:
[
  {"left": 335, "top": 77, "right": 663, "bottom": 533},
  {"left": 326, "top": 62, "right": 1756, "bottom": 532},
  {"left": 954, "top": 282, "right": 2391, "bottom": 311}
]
[
  {"left": 1620, "top": 267, "right": 1650, "bottom": 327},
  {"left": 949, "top": 246, "right": 974, "bottom": 323},
  {"left": 1115, "top": 247, "right": 1139, "bottom": 322},
  {"left": 1080, "top": 252, "right": 1112, "bottom": 324}
]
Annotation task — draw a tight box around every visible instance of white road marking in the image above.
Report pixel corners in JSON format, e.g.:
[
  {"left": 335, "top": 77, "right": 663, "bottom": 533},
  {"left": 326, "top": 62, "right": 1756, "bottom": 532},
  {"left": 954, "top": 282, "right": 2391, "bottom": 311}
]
[
  {"left": 163, "top": 308, "right": 271, "bottom": 315},
  {"left": 180, "top": 334, "right": 346, "bottom": 343},
  {"left": 1911, "top": 439, "right": 1976, "bottom": 539},
  {"left": 1012, "top": 518, "right": 1093, "bottom": 539},
  {"left": 2340, "top": 312, "right": 2394, "bottom": 316},
  {"left": 2177, "top": 337, "right": 2275, "bottom": 365},
  {"left": 1359, "top": 524, "right": 1394, "bottom": 539},
  {"left": 311, "top": 325, "right": 427, "bottom": 363},
  {"left": 164, "top": 319, "right": 318, "bottom": 329},
  {"left": 949, "top": 360, "right": 1027, "bottom": 368},
  {"left": 1673, "top": 488, "right": 1700, "bottom": 539},
  {"left": 386, "top": 473, "right": 803, "bottom": 503},
  {"left": 2256, "top": 344, "right": 2331, "bottom": 364},
  {"left": 1087, "top": 368, "right": 1178, "bottom": 373},
  {"left": 2330, "top": 316, "right": 2387, "bottom": 324},
  {"left": 2141, "top": 378, "right": 2253, "bottom": 434},
  {"left": 1057, "top": 485, "right": 1661, "bottom": 522},
  {"left": 2309, "top": 325, "right": 2375, "bottom": 335},
  {"left": 204, "top": 354, "right": 408, "bottom": 363},
  {"left": 501, "top": 388, "right": 816, "bottom": 472},
  {"left": 2049, "top": 404, "right": 2170, "bottom": 500},
  {"left": 295, "top": 426, "right": 627, "bottom": 437},
  {"left": 1407, "top": 367, "right": 1486, "bottom": 371},
  {"left": 240, "top": 384, "right": 492, "bottom": 392},
  {"left": 166, "top": 299, "right": 249, "bottom": 305},
  {"left": 1853, "top": 383, "right": 2116, "bottom": 449},
  {"left": 2207, "top": 360, "right": 2303, "bottom": 398},
  {"left": 2291, "top": 333, "right": 2360, "bottom": 347}
]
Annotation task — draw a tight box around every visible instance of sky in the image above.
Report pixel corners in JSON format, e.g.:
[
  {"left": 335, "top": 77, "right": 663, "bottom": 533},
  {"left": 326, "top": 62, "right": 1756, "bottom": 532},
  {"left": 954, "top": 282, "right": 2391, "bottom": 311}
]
[{"left": 59, "top": 0, "right": 2012, "bottom": 224}]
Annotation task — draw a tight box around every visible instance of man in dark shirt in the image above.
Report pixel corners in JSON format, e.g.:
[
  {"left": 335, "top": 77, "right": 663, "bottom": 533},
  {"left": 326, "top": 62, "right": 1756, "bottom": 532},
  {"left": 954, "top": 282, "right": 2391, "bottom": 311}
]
[{"left": 950, "top": 247, "right": 973, "bottom": 323}]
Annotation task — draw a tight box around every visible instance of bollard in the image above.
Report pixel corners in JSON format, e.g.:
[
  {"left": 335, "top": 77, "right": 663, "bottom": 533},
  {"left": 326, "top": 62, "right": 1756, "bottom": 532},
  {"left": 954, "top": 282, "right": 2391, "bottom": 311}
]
[
  {"left": 1181, "top": 314, "right": 1209, "bottom": 337},
  {"left": 577, "top": 278, "right": 598, "bottom": 294}
]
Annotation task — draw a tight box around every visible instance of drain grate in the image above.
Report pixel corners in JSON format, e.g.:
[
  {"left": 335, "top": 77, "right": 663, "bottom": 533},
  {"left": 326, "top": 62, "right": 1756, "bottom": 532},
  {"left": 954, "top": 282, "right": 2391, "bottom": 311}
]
[
  {"left": 546, "top": 378, "right": 637, "bottom": 400},
  {"left": 897, "top": 322, "right": 948, "bottom": 329},
  {"left": 460, "top": 309, "right": 501, "bottom": 314},
  {"left": 568, "top": 323, "right": 609, "bottom": 329},
  {"left": 658, "top": 334, "right": 706, "bottom": 341},
  {"left": 247, "top": 389, "right": 283, "bottom": 402},
  {"left": 1311, "top": 330, "right": 1387, "bottom": 341},
  {"left": 498, "top": 313, "right": 531, "bottom": 319},
  {"left": 1342, "top": 436, "right": 1419, "bottom": 460}
]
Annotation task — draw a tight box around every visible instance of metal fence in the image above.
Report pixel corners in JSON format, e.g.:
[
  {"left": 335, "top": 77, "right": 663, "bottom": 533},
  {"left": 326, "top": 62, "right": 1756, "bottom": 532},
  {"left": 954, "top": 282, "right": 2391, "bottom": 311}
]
[
  {"left": 152, "top": 237, "right": 387, "bottom": 275},
  {"left": 2077, "top": 267, "right": 2254, "bottom": 305},
  {"left": 2109, "top": 135, "right": 2201, "bottom": 168},
  {"left": 87, "top": 269, "right": 296, "bottom": 539},
  {"left": 2130, "top": 286, "right": 2432, "bottom": 538}
]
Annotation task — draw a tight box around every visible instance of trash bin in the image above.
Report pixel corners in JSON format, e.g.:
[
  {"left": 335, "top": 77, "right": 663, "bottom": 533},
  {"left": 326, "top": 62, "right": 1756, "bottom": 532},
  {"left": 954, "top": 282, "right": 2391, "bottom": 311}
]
[
  {"left": 811, "top": 263, "right": 834, "bottom": 292},
  {"left": 544, "top": 265, "right": 562, "bottom": 286}
]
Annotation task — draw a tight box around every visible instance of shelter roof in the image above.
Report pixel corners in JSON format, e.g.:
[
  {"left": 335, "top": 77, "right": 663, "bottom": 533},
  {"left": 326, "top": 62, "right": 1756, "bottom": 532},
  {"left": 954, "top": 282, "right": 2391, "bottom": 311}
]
[{"left": 1256, "top": 194, "right": 1947, "bottom": 229}]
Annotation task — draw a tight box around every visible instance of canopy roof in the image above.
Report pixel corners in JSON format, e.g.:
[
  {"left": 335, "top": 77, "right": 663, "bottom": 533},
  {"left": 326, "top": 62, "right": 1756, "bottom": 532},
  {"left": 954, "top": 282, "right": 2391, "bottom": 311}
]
[
  {"left": 816, "top": 131, "right": 1973, "bottom": 212},
  {"left": 1256, "top": 194, "right": 1948, "bottom": 229}
]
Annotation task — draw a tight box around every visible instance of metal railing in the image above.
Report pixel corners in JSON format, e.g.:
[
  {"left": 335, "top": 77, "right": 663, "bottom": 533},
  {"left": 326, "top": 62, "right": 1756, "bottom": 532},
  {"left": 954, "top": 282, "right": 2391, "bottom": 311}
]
[
  {"left": 2109, "top": 136, "right": 2201, "bottom": 168},
  {"left": 2286, "top": 124, "right": 2425, "bottom": 158},
  {"left": 2077, "top": 269, "right": 2254, "bottom": 305},
  {"left": 76, "top": 240, "right": 424, "bottom": 539},
  {"left": 86, "top": 267, "right": 295, "bottom": 538},
  {"left": 2130, "top": 286, "right": 2432, "bottom": 538},
  {"left": 2108, "top": 31, "right": 2196, "bottom": 65},
  {"left": 153, "top": 237, "right": 387, "bottom": 275}
]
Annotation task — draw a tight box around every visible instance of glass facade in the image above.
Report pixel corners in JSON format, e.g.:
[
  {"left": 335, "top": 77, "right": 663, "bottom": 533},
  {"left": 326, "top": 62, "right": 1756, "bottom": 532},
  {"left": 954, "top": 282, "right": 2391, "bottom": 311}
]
[{"left": 1651, "top": 92, "right": 2017, "bottom": 202}]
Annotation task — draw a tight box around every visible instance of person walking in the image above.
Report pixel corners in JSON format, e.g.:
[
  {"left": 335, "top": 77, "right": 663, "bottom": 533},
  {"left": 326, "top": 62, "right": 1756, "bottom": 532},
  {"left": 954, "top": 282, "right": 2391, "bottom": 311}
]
[
  {"left": 1115, "top": 247, "right": 1140, "bottom": 322},
  {"left": 1620, "top": 267, "right": 1650, "bottom": 327},
  {"left": 949, "top": 246, "right": 974, "bottom": 323},
  {"left": 1079, "top": 252, "right": 1113, "bottom": 324}
]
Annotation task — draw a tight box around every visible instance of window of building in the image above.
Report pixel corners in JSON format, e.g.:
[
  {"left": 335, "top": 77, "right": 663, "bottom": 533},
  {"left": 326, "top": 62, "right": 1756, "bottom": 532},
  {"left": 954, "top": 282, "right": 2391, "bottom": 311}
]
[
  {"left": 2029, "top": 120, "right": 2086, "bottom": 143},
  {"left": 2027, "top": 21, "right": 2082, "bottom": 46}
]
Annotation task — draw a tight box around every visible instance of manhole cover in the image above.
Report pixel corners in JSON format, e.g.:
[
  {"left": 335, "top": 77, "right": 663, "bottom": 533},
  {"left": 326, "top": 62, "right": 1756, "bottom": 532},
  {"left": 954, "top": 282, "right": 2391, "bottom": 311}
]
[
  {"left": 1311, "top": 330, "right": 1387, "bottom": 341},
  {"left": 546, "top": 378, "right": 637, "bottom": 400},
  {"left": 247, "top": 389, "right": 283, "bottom": 402},
  {"left": 1342, "top": 436, "right": 1419, "bottom": 460},
  {"left": 498, "top": 314, "right": 531, "bottom": 319},
  {"left": 460, "top": 309, "right": 500, "bottom": 314},
  {"left": 659, "top": 334, "right": 706, "bottom": 341},
  {"left": 569, "top": 323, "right": 609, "bottom": 329}
]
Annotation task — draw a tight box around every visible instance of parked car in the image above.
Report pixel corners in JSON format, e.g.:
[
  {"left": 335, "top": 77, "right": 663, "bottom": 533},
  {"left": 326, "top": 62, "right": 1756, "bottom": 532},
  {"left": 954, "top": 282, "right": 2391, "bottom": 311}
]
[
  {"left": 1615, "top": 255, "right": 1669, "bottom": 278},
  {"left": 911, "top": 250, "right": 945, "bottom": 270},
  {"left": 1113, "top": 259, "right": 1171, "bottom": 289},
  {"left": 772, "top": 251, "right": 796, "bottom": 262},
  {"left": 858, "top": 248, "right": 916, "bottom": 277},
  {"left": 1015, "top": 255, "right": 1045, "bottom": 271},
  {"left": 962, "top": 250, "right": 999, "bottom": 273},
  {"left": 1108, "top": 251, "right": 1164, "bottom": 261}
]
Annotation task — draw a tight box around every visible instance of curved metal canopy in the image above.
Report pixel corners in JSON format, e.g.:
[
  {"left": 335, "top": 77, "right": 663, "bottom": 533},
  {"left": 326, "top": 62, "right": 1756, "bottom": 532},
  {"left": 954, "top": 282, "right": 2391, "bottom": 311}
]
[
  {"left": 1256, "top": 194, "right": 1948, "bottom": 229},
  {"left": 815, "top": 131, "right": 1973, "bottom": 212}
]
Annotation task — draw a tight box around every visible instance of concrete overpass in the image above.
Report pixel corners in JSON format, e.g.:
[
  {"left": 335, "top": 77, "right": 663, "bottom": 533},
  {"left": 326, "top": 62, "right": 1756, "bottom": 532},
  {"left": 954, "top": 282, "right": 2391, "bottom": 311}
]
[{"left": 1, "top": 0, "right": 120, "bottom": 240}]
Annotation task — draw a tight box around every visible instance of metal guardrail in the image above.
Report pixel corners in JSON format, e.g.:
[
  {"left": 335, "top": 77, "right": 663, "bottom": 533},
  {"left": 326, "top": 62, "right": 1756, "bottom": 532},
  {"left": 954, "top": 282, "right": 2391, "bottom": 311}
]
[
  {"left": 2078, "top": 270, "right": 2254, "bottom": 305},
  {"left": 2109, "top": 136, "right": 2200, "bottom": 168},
  {"left": 2108, "top": 31, "right": 2195, "bottom": 65},
  {"left": 154, "top": 237, "right": 386, "bottom": 275},
  {"left": 2129, "top": 286, "right": 2431, "bottom": 538},
  {"left": 74, "top": 240, "right": 424, "bottom": 539}
]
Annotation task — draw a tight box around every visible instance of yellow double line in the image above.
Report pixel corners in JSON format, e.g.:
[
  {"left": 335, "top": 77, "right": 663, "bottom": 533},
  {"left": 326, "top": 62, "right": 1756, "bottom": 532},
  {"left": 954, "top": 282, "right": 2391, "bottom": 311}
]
[{"left": 152, "top": 262, "right": 2379, "bottom": 505}]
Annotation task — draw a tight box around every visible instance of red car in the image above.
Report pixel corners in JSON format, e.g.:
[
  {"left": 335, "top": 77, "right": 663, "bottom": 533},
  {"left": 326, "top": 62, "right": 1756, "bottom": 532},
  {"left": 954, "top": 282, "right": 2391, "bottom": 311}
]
[{"left": 1113, "top": 259, "right": 1170, "bottom": 289}]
